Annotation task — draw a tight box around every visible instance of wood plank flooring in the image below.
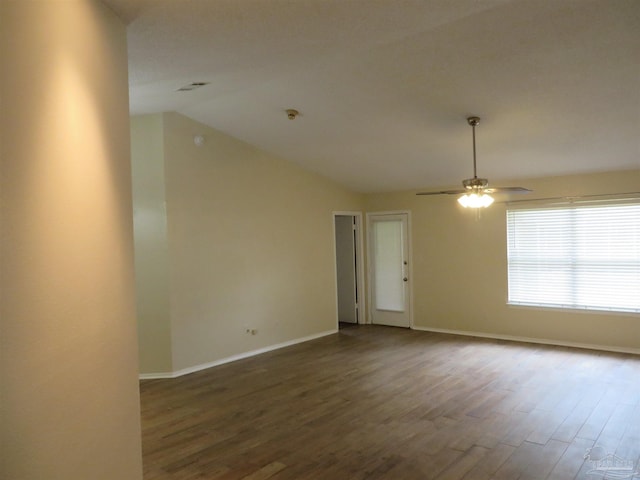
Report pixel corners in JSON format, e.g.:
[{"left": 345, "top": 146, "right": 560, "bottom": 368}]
[{"left": 140, "top": 326, "right": 640, "bottom": 480}]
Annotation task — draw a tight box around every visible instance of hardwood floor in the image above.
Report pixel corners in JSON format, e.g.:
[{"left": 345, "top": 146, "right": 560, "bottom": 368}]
[{"left": 140, "top": 326, "right": 640, "bottom": 479}]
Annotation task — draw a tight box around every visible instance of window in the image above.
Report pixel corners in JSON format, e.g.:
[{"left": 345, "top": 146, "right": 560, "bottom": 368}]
[{"left": 506, "top": 202, "right": 640, "bottom": 313}]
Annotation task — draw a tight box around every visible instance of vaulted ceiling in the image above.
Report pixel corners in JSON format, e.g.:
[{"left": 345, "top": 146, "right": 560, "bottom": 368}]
[{"left": 105, "top": 0, "right": 640, "bottom": 193}]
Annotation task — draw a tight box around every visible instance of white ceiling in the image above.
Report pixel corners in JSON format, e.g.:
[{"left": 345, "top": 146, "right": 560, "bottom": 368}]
[{"left": 105, "top": 0, "right": 640, "bottom": 193}]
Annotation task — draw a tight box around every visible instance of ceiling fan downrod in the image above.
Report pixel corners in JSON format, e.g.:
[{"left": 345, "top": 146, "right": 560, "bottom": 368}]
[
  {"left": 461, "top": 116, "right": 490, "bottom": 191},
  {"left": 468, "top": 116, "right": 480, "bottom": 180}
]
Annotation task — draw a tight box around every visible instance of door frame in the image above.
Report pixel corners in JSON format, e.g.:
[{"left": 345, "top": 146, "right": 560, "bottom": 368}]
[
  {"left": 332, "top": 211, "right": 365, "bottom": 328},
  {"left": 366, "top": 211, "right": 413, "bottom": 328}
]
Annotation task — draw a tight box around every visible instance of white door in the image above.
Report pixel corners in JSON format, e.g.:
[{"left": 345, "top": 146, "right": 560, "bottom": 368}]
[
  {"left": 335, "top": 215, "right": 358, "bottom": 324},
  {"left": 368, "top": 213, "right": 411, "bottom": 328}
]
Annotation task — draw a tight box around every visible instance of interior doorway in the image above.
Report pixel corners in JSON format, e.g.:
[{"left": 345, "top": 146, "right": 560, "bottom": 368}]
[{"left": 333, "top": 212, "right": 364, "bottom": 329}]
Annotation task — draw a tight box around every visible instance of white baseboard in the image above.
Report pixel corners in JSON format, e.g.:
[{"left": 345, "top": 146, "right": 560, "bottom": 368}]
[
  {"left": 139, "top": 329, "right": 338, "bottom": 380},
  {"left": 138, "top": 371, "right": 175, "bottom": 380},
  {"left": 412, "top": 325, "right": 640, "bottom": 355}
]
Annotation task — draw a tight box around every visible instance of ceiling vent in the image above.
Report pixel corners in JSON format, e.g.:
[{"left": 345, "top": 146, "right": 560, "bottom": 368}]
[{"left": 176, "top": 82, "right": 209, "bottom": 92}]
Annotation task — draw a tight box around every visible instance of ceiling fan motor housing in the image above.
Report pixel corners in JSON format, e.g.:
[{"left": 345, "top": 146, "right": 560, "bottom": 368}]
[{"left": 463, "top": 177, "right": 489, "bottom": 190}]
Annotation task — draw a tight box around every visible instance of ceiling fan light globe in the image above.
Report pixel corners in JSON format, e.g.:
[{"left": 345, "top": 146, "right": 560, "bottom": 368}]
[
  {"left": 457, "top": 192, "right": 494, "bottom": 208},
  {"left": 480, "top": 193, "right": 495, "bottom": 207}
]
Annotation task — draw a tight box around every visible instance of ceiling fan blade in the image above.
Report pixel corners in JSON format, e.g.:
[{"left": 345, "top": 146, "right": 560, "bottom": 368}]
[
  {"left": 484, "top": 187, "right": 532, "bottom": 194},
  {"left": 418, "top": 186, "right": 532, "bottom": 196},
  {"left": 416, "top": 189, "right": 467, "bottom": 196}
]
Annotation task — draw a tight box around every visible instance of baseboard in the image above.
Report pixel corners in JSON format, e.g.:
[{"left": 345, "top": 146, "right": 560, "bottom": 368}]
[
  {"left": 138, "top": 371, "right": 175, "bottom": 380},
  {"left": 139, "top": 329, "right": 338, "bottom": 380},
  {"left": 411, "top": 325, "right": 640, "bottom": 355}
]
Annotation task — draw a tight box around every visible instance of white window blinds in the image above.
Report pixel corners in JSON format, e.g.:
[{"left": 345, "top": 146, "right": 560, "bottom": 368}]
[{"left": 506, "top": 203, "right": 640, "bottom": 313}]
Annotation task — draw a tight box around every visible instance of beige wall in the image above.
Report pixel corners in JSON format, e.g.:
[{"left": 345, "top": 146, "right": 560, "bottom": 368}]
[
  {"left": 132, "top": 112, "right": 364, "bottom": 374},
  {"left": 0, "top": 1, "right": 142, "bottom": 479},
  {"left": 131, "top": 114, "right": 173, "bottom": 373},
  {"left": 365, "top": 170, "right": 640, "bottom": 352}
]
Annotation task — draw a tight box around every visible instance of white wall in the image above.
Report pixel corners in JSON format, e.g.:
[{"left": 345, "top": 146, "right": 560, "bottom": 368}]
[
  {"left": 132, "top": 112, "right": 364, "bottom": 374},
  {"left": 0, "top": 1, "right": 142, "bottom": 479},
  {"left": 365, "top": 170, "right": 640, "bottom": 352}
]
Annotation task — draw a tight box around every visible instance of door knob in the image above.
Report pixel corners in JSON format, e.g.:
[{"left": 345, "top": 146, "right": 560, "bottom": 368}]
[{"left": 403, "top": 277, "right": 408, "bottom": 282}]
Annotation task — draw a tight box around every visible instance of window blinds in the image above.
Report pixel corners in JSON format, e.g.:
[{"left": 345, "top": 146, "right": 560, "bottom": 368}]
[{"left": 506, "top": 203, "right": 640, "bottom": 313}]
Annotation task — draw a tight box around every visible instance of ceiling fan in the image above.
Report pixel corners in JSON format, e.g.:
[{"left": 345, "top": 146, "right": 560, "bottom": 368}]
[{"left": 417, "top": 116, "right": 531, "bottom": 208}]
